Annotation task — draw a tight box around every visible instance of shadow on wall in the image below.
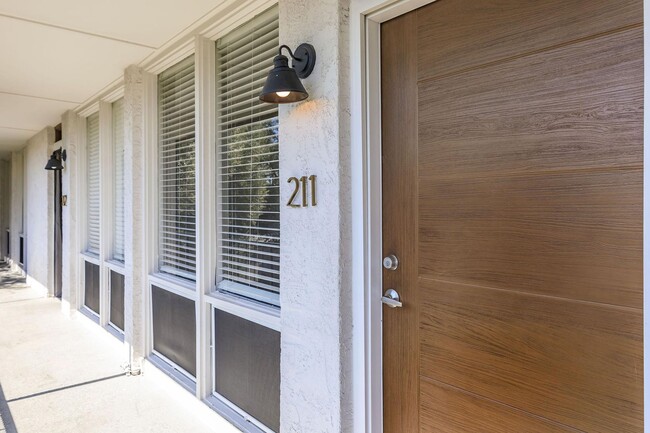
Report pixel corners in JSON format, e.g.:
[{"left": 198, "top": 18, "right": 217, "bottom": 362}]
[{"left": 0, "top": 382, "right": 18, "bottom": 433}]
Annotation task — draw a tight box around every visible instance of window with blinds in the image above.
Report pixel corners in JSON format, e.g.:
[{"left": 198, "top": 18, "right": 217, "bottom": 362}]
[
  {"left": 216, "top": 6, "right": 280, "bottom": 306},
  {"left": 158, "top": 55, "right": 196, "bottom": 281},
  {"left": 113, "top": 98, "right": 125, "bottom": 262},
  {"left": 86, "top": 112, "right": 100, "bottom": 255}
]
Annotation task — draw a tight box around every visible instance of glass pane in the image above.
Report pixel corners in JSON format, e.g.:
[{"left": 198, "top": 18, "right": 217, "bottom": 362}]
[
  {"left": 151, "top": 285, "right": 196, "bottom": 376},
  {"left": 158, "top": 55, "right": 197, "bottom": 280},
  {"left": 109, "top": 270, "right": 125, "bottom": 331},
  {"left": 214, "top": 309, "right": 280, "bottom": 432},
  {"left": 216, "top": 6, "right": 280, "bottom": 303},
  {"left": 84, "top": 261, "right": 100, "bottom": 314}
]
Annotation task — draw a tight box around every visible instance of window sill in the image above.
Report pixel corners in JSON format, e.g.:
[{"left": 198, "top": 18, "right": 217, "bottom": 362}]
[
  {"left": 149, "top": 272, "right": 197, "bottom": 300},
  {"left": 205, "top": 394, "right": 271, "bottom": 433},
  {"left": 206, "top": 290, "right": 280, "bottom": 332},
  {"left": 80, "top": 252, "right": 100, "bottom": 265},
  {"left": 148, "top": 351, "right": 196, "bottom": 393},
  {"left": 104, "top": 259, "right": 125, "bottom": 272}
]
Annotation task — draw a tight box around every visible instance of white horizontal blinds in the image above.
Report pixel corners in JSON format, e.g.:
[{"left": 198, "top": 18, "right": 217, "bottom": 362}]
[
  {"left": 113, "top": 98, "right": 125, "bottom": 262},
  {"left": 86, "top": 112, "right": 100, "bottom": 255},
  {"left": 158, "top": 55, "right": 197, "bottom": 281},
  {"left": 216, "top": 6, "right": 280, "bottom": 304}
]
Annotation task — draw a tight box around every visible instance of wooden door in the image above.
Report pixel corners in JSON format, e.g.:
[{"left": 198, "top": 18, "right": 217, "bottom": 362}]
[{"left": 381, "top": 1, "right": 643, "bottom": 432}]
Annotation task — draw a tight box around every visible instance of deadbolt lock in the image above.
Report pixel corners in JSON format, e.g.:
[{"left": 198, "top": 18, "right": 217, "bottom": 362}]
[{"left": 383, "top": 254, "right": 399, "bottom": 271}]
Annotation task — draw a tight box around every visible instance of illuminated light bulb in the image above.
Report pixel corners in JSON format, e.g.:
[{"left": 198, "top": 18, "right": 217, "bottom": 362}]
[{"left": 276, "top": 91, "right": 291, "bottom": 98}]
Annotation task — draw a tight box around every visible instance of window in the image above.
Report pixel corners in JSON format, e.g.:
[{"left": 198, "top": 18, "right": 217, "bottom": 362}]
[
  {"left": 113, "top": 98, "right": 125, "bottom": 262},
  {"left": 86, "top": 112, "right": 100, "bottom": 255},
  {"left": 158, "top": 55, "right": 196, "bottom": 281},
  {"left": 216, "top": 6, "right": 280, "bottom": 306}
]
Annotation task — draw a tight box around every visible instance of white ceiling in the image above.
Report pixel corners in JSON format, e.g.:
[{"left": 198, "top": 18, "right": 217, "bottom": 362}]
[{"left": 0, "top": 0, "right": 221, "bottom": 159}]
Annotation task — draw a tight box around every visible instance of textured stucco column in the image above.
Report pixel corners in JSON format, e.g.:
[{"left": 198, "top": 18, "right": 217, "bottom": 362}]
[
  {"left": 9, "top": 151, "right": 24, "bottom": 269},
  {"left": 61, "top": 110, "right": 81, "bottom": 315},
  {"left": 123, "top": 65, "right": 149, "bottom": 372},
  {"left": 279, "top": 1, "right": 353, "bottom": 432},
  {"left": 22, "top": 127, "right": 56, "bottom": 294}
]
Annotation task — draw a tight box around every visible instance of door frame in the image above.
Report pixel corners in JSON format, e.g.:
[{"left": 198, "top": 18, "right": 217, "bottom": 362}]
[
  {"left": 350, "top": 1, "right": 437, "bottom": 432},
  {"left": 348, "top": 0, "right": 650, "bottom": 432}
]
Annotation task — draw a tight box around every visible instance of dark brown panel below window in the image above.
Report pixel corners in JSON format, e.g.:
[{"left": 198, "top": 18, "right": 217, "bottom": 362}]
[
  {"left": 151, "top": 285, "right": 196, "bottom": 377},
  {"left": 110, "top": 270, "right": 125, "bottom": 331},
  {"left": 214, "top": 309, "right": 280, "bottom": 433},
  {"left": 84, "top": 261, "right": 100, "bottom": 314}
]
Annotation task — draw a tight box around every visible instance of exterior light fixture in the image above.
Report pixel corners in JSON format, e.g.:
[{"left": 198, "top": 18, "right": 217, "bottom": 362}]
[
  {"left": 259, "top": 44, "right": 316, "bottom": 104},
  {"left": 44, "top": 148, "right": 66, "bottom": 171}
]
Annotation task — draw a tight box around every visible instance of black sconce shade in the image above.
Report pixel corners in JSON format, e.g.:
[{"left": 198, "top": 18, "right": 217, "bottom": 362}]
[
  {"left": 260, "top": 44, "right": 316, "bottom": 104},
  {"left": 45, "top": 148, "right": 66, "bottom": 171}
]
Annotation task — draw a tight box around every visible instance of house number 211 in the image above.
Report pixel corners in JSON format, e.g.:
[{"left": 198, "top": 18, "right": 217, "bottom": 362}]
[{"left": 287, "top": 175, "right": 317, "bottom": 208}]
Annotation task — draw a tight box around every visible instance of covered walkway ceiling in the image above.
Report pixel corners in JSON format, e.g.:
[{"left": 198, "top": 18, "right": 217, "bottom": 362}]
[{"left": 0, "top": 0, "right": 221, "bottom": 159}]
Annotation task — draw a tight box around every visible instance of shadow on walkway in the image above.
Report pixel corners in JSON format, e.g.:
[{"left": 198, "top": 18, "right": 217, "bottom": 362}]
[
  {"left": 0, "top": 261, "right": 27, "bottom": 289},
  {"left": 6, "top": 374, "right": 124, "bottom": 404},
  {"left": 0, "top": 382, "right": 18, "bottom": 433}
]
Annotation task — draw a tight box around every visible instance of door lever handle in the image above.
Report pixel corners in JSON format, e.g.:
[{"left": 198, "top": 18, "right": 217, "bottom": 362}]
[{"left": 382, "top": 289, "right": 403, "bottom": 308}]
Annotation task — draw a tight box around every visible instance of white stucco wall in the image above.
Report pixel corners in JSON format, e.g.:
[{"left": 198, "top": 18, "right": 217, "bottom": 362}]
[
  {"left": 0, "top": 159, "right": 10, "bottom": 258},
  {"left": 279, "top": 1, "right": 353, "bottom": 432},
  {"left": 22, "top": 128, "right": 56, "bottom": 294}
]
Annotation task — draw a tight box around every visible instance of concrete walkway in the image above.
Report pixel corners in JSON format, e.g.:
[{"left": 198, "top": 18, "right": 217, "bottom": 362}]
[{"left": 0, "top": 261, "right": 239, "bottom": 433}]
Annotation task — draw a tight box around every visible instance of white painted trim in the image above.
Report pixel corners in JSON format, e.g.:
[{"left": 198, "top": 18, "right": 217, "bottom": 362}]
[
  {"left": 99, "top": 101, "right": 113, "bottom": 327},
  {"left": 102, "top": 84, "right": 125, "bottom": 104},
  {"left": 201, "top": 0, "right": 277, "bottom": 41},
  {"left": 207, "top": 292, "right": 280, "bottom": 332},
  {"left": 149, "top": 273, "right": 197, "bottom": 300},
  {"left": 149, "top": 351, "right": 197, "bottom": 389},
  {"left": 139, "top": 0, "right": 276, "bottom": 74},
  {"left": 70, "top": 111, "right": 85, "bottom": 312},
  {"left": 195, "top": 35, "right": 218, "bottom": 401},
  {"left": 204, "top": 394, "right": 268, "bottom": 433},
  {"left": 76, "top": 77, "right": 124, "bottom": 116},
  {"left": 143, "top": 71, "right": 158, "bottom": 358},
  {"left": 106, "top": 322, "right": 125, "bottom": 340},
  {"left": 104, "top": 259, "right": 125, "bottom": 273},
  {"left": 71, "top": 1, "right": 277, "bottom": 113},
  {"left": 141, "top": 357, "right": 245, "bottom": 433},
  {"left": 80, "top": 252, "right": 100, "bottom": 265},
  {"left": 78, "top": 101, "right": 101, "bottom": 118},
  {"left": 142, "top": 39, "right": 195, "bottom": 75},
  {"left": 210, "top": 392, "right": 275, "bottom": 433},
  {"left": 349, "top": 1, "right": 439, "bottom": 432},
  {"left": 80, "top": 305, "right": 100, "bottom": 324}
]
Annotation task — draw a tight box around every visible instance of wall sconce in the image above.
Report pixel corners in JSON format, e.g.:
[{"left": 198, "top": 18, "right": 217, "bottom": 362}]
[
  {"left": 259, "top": 44, "right": 316, "bottom": 104},
  {"left": 44, "top": 148, "right": 66, "bottom": 171}
]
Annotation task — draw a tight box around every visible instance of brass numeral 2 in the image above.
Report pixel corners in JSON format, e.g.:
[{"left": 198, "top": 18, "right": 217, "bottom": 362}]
[{"left": 287, "top": 175, "right": 317, "bottom": 208}]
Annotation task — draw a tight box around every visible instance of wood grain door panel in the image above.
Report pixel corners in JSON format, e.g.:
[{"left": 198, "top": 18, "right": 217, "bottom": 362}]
[
  {"left": 419, "top": 169, "right": 642, "bottom": 307},
  {"left": 417, "top": 0, "right": 642, "bottom": 80},
  {"left": 418, "top": 27, "right": 643, "bottom": 179},
  {"left": 421, "top": 380, "right": 577, "bottom": 433},
  {"left": 419, "top": 279, "right": 643, "bottom": 432}
]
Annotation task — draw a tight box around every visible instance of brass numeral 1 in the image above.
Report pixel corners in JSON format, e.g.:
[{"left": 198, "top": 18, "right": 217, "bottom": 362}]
[{"left": 309, "top": 175, "right": 317, "bottom": 206}]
